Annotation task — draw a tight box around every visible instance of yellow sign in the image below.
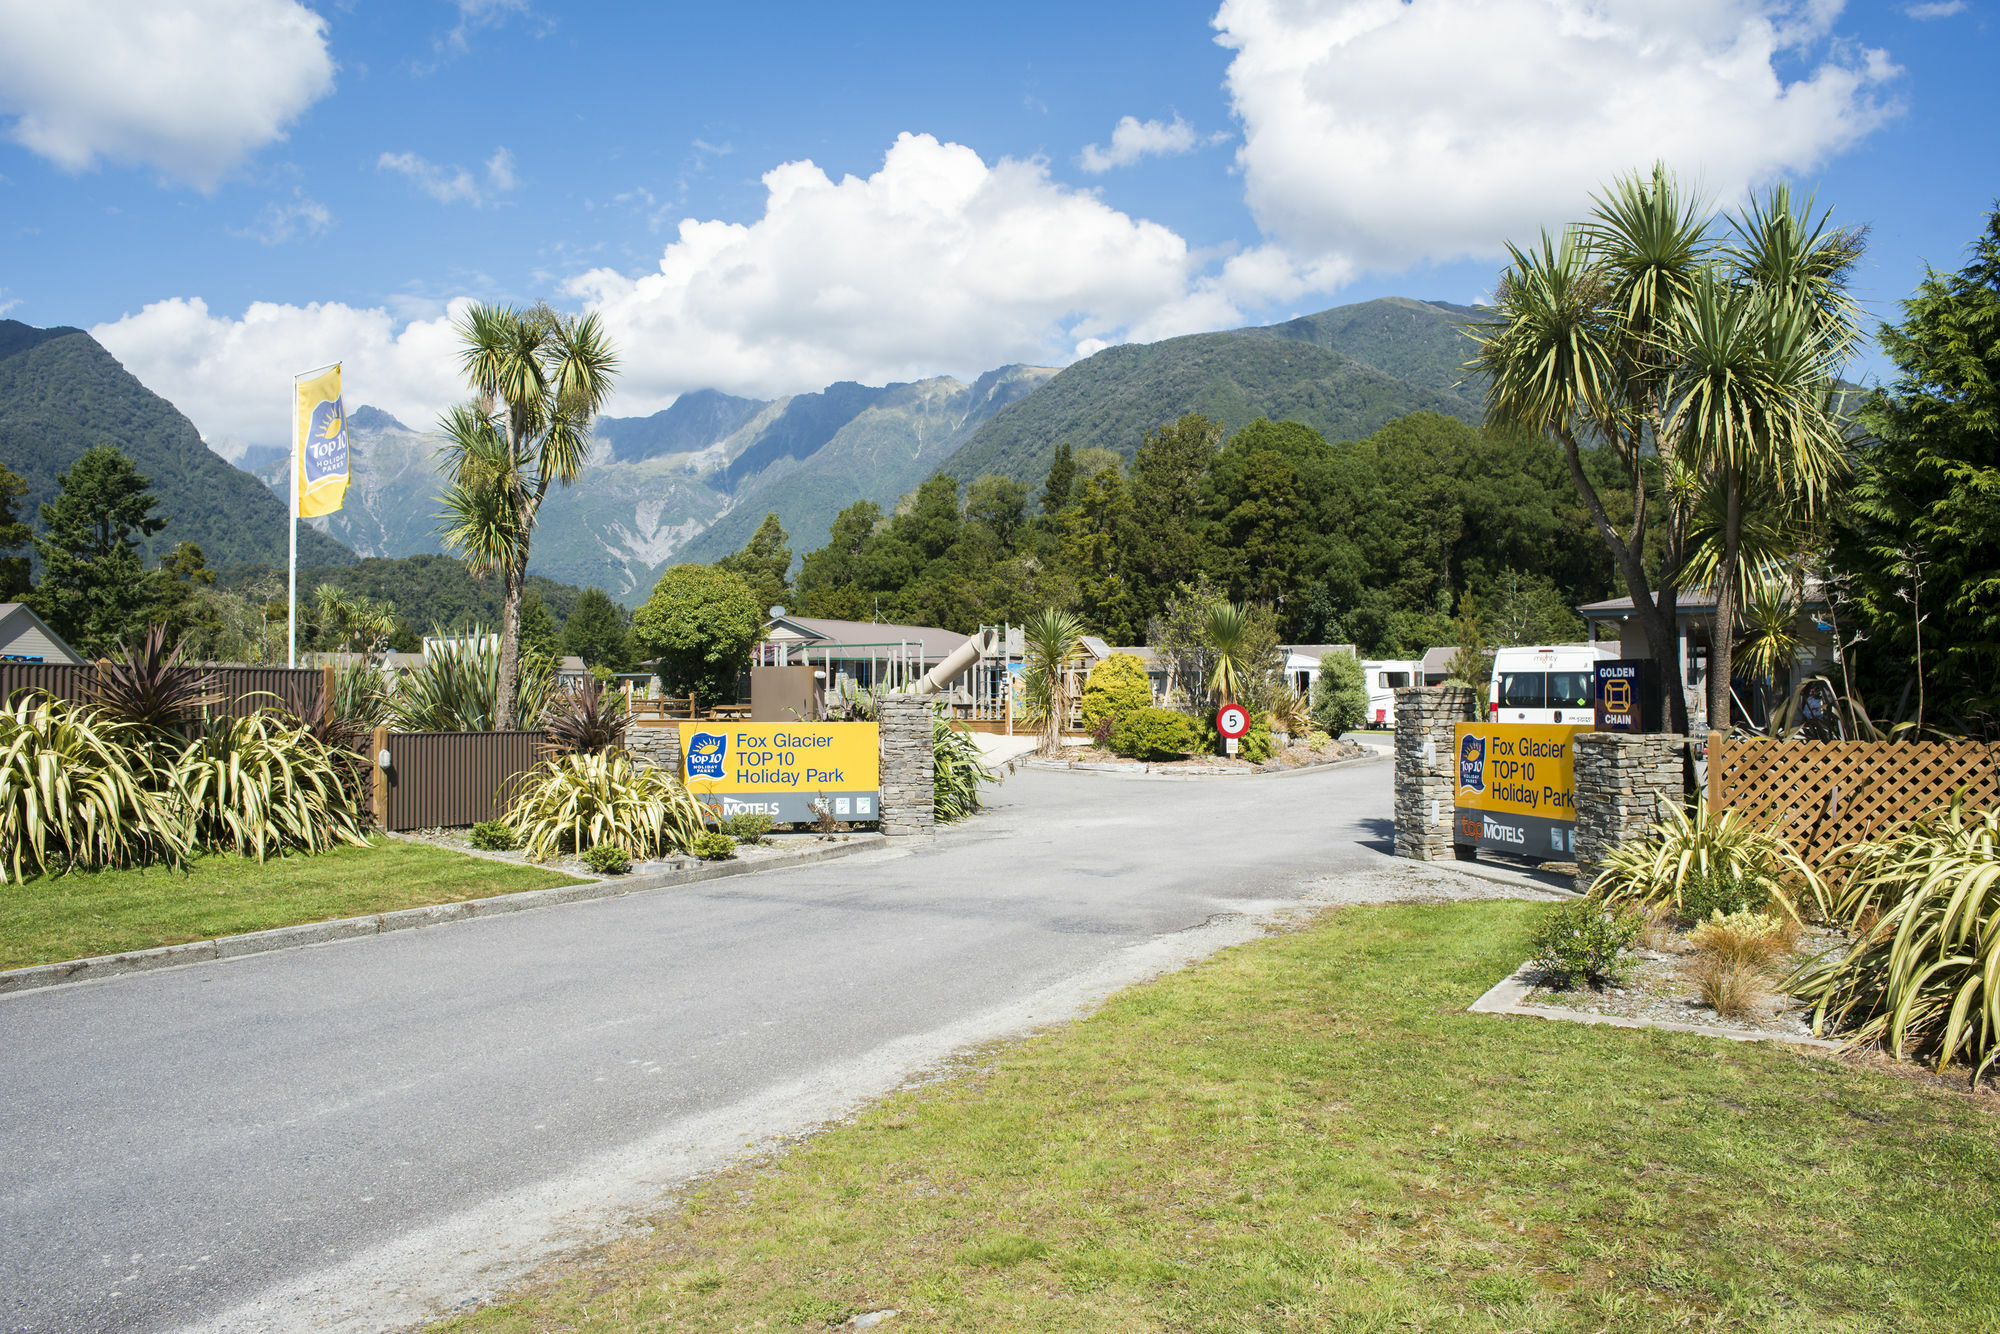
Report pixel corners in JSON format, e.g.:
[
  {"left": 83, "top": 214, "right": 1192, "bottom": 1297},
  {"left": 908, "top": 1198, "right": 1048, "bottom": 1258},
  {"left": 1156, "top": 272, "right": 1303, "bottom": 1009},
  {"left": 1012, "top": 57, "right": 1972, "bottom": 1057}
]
[
  {"left": 294, "top": 364, "right": 349, "bottom": 518},
  {"left": 1453, "top": 722, "right": 1585, "bottom": 818},
  {"left": 678, "top": 721, "right": 880, "bottom": 823}
]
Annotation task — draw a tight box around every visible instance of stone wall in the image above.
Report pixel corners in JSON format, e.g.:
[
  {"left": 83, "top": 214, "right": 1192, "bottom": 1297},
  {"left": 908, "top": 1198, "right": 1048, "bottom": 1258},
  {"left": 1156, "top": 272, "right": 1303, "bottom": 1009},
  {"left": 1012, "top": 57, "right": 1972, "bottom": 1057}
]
[
  {"left": 624, "top": 724, "right": 681, "bottom": 777},
  {"left": 1392, "top": 686, "right": 1479, "bottom": 861},
  {"left": 1572, "top": 732, "right": 1686, "bottom": 892},
  {"left": 878, "top": 696, "right": 934, "bottom": 836}
]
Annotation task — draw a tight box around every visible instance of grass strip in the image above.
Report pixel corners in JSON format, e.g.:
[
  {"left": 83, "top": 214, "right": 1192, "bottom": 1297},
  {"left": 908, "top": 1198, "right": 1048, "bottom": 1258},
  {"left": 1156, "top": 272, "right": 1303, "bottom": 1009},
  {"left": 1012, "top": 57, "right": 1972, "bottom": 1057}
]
[
  {"left": 439, "top": 899, "right": 1999, "bottom": 1334},
  {"left": 0, "top": 837, "right": 581, "bottom": 970}
]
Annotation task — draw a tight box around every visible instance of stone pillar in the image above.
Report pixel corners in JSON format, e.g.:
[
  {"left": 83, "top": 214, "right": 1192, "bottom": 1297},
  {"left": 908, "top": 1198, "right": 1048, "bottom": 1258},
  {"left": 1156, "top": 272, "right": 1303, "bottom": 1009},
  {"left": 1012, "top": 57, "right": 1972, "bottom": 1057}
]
[
  {"left": 877, "top": 696, "right": 934, "bottom": 836},
  {"left": 624, "top": 723, "right": 681, "bottom": 777},
  {"left": 1393, "top": 686, "right": 1479, "bottom": 862},
  {"left": 1572, "top": 732, "right": 1686, "bottom": 892}
]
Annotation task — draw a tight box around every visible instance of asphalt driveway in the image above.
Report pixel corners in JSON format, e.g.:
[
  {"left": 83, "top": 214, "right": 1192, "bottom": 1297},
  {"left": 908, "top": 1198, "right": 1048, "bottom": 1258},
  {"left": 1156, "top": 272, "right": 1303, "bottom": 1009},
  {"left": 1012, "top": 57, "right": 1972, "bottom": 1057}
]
[{"left": 0, "top": 756, "right": 1481, "bottom": 1334}]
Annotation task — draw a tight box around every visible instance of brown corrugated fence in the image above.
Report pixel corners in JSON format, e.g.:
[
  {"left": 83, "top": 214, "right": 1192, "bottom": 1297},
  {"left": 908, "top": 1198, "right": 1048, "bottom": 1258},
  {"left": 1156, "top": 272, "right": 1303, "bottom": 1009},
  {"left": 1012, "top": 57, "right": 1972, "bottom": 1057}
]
[
  {"left": 373, "top": 729, "right": 547, "bottom": 831},
  {"left": 0, "top": 662, "right": 330, "bottom": 719}
]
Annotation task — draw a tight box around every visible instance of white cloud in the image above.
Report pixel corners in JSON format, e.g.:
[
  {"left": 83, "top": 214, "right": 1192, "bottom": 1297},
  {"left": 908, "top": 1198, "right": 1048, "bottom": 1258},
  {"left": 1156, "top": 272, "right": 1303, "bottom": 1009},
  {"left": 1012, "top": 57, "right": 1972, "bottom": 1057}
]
[
  {"left": 231, "top": 188, "right": 331, "bottom": 245},
  {"left": 377, "top": 147, "right": 519, "bottom": 206},
  {"left": 0, "top": 0, "right": 335, "bottom": 190},
  {"left": 91, "top": 133, "right": 1249, "bottom": 449},
  {"left": 1904, "top": 1, "right": 1966, "bottom": 17},
  {"left": 1077, "top": 114, "right": 1221, "bottom": 173},
  {"left": 445, "top": 0, "right": 532, "bottom": 49},
  {"left": 1214, "top": 0, "right": 1901, "bottom": 275},
  {"left": 568, "top": 132, "right": 1235, "bottom": 410},
  {"left": 93, "top": 298, "right": 467, "bottom": 461}
]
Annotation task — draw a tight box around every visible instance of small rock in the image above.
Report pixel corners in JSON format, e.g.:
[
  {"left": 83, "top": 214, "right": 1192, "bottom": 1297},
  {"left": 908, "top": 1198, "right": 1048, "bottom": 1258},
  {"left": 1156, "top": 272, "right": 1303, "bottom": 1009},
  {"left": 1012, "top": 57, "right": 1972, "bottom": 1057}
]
[{"left": 847, "top": 1311, "right": 898, "bottom": 1330}]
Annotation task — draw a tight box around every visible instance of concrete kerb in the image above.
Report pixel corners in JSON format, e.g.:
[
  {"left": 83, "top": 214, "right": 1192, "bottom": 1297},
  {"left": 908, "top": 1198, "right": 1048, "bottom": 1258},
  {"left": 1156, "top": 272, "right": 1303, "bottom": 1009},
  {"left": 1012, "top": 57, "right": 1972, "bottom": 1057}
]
[
  {"left": 1467, "top": 966, "right": 1846, "bottom": 1050},
  {"left": 0, "top": 833, "right": 894, "bottom": 999}
]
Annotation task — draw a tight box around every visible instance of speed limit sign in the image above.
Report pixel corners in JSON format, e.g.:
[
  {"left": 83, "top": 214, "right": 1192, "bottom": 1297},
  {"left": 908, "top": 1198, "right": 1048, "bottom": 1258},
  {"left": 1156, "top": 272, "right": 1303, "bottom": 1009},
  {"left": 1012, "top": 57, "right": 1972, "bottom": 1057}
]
[{"left": 1215, "top": 703, "right": 1250, "bottom": 738}]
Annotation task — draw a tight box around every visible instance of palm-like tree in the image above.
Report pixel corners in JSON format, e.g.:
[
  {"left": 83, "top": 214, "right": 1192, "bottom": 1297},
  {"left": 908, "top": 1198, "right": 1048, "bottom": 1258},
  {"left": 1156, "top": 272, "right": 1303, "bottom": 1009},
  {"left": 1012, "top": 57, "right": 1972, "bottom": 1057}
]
[
  {"left": 1477, "top": 166, "right": 1859, "bottom": 737},
  {"left": 1020, "top": 607, "right": 1086, "bottom": 756},
  {"left": 436, "top": 304, "right": 618, "bottom": 729},
  {"left": 1672, "top": 187, "right": 1857, "bottom": 729},
  {"left": 1204, "top": 600, "right": 1255, "bottom": 705},
  {"left": 1474, "top": 165, "right": 1710, "bottom": 734}
]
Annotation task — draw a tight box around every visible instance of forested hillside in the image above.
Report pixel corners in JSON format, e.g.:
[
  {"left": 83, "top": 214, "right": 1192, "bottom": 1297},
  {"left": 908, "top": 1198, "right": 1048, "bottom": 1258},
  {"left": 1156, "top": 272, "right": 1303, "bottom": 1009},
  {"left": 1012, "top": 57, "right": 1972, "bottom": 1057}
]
[
  {"left": 935, "top": 299, "right": 1482, "bottom": 492},
  {"left": 773, "top": 409, "right": 1617, "bottom": 654},
  {"left": 0, "top": 320, "right": 355, "bottom": 569}
]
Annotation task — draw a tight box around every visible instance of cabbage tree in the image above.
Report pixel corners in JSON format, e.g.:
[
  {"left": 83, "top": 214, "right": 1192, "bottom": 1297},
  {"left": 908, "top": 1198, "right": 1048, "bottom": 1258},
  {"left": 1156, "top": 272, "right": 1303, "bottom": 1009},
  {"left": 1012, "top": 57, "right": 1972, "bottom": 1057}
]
[{"left": 436, "top": 304, "right": 618, "bottom": 729}]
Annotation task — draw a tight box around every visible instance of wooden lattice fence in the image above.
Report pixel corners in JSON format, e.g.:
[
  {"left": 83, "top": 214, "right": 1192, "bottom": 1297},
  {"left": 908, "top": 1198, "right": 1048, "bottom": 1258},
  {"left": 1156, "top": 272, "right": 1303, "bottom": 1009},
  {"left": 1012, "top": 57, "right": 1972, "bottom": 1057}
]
[{"left": 1708, "top": 737, "right": 2000, "bottom": 869}]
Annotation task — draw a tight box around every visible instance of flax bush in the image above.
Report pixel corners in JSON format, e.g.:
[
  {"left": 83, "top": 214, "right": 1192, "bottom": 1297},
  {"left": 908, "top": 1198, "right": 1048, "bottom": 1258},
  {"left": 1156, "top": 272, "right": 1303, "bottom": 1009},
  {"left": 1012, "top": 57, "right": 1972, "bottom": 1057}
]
[
  {"left": 933, "top": 708, "right": 994, "bottom": 823},
  {"left": 172, "top": 712, "right": 371, "bottom": 861},
  {"left": 1592, "top": 801, "right": 1801, "bottom": 922},
  {"left": 0, "top": 695, "right": 188, "bottom": 880},
  {"left": 501, "top": 750, "right": 708, "bottom": 861},
  {"left": 1792, "top": 801, "right": 2000, "bottom": 1082}
]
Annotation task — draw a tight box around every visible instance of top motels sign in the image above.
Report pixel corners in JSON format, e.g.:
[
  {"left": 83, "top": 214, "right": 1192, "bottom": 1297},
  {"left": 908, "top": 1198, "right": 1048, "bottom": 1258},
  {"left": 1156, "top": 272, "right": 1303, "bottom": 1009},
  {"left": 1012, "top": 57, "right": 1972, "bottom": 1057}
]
[
  {"left": 1452, "top": 721, "right": 1584, "bottom": 858},
  {"left": 679, "top": 721, "right": 880, "bottom": 824}
]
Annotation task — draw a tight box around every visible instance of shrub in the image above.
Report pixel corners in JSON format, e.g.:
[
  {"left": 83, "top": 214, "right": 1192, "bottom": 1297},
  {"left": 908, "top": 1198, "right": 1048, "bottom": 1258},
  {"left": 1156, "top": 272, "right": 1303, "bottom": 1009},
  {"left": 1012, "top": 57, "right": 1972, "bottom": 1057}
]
[
  {"left": 172, "top": 712, "right": 371, "bottom": 861},
  {"left": 388, "top": 630, "right": 554, "bottom": 732},
  {"left": 1110, "top": 707, "right": 1199, "bottom": 760},
  {"left": 933, "top": 709, "right": 994, "bottom": 823},
  {"left": 1305, "top": 729, "right": 1333, "bottom": 752},
  {"left": 1593, "top": 802, "right": 1801, "bottom": 921},
  {"left": 692, "top": 830, "right": 736, "bottom": 861},
  {"left": 582, "top": 842, "right": 632, "bottom": 875},
  {"left": 500, "top": 750, "right": 708, "bottom": 861},
  {"left": 1080, "top": 654, "right": 1152, "bottom": 733},
  {"left": 1792, "top": 801, "right": 2000, "bottom": 1081},
  {"left": 469, "top": 819, "right": 516, "bottom": 851},
  {"left": 1677, "top": 863, "right": 1773, "bottom": 922},
  {"left": 1311, "top": 652, "right": 1368, "bottom": 737},
  {"left": 0, "top": 695, "right": 188, "bottom": 880},
  {"left": 542, "top": 678, "right": 628, "bottom": 755},
  {"left": 1240, "top": 713, "right": 1274, "bottom": 764},
  {"left": 726, "top": 812, "right": 775, "bottom": 844},
  {"left": 88, "top": 626, "right": 218, "bottom": 737},
  {"left": 1529, "top": 897, "right": 1640, "bottom": 989},
  {"left": 1687, "top": 951, "right": 1771, "bottom": 1020},
  {"left": 1687, "top": 909, "right": 1794, "bottom": 969}
]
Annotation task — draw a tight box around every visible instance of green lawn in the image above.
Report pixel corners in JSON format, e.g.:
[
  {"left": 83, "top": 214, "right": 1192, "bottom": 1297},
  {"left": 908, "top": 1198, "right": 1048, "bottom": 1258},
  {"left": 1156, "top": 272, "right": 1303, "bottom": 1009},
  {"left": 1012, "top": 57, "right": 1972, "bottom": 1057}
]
[
  {"left": 440, "top": 900, "right": 1998, "bottom": 1334},
  {"left": 0, "top": 838, "right": 581, "bottom": 971}
]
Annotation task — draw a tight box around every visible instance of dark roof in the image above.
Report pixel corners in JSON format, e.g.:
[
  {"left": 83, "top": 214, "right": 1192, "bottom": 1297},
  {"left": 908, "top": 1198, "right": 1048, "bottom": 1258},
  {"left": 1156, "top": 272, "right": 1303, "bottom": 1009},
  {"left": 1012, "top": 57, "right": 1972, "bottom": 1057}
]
[
  {"left": 768, "top": 615, "right": 969, "bottom": 660},
  {"left": 1579, "top": 584, "right": 1826, "bottom": 617}
]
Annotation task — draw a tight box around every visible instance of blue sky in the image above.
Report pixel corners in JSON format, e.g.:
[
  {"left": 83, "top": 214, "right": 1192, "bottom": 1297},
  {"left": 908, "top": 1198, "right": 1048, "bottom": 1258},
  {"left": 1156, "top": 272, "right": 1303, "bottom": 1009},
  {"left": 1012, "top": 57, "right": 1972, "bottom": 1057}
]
[{"left": 2, "top": 1, "right": 1995, "bottom": 457}]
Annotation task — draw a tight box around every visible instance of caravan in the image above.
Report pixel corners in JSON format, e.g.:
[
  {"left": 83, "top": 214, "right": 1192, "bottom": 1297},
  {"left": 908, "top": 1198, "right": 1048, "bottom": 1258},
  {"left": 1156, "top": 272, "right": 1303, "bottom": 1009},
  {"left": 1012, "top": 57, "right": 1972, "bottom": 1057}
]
[
  {"left": 1488, "top": 643, "right": 1620, "bottom": 725},
  {"left": 1360, "top": 659, "right": 1425, "bottom": 727}
]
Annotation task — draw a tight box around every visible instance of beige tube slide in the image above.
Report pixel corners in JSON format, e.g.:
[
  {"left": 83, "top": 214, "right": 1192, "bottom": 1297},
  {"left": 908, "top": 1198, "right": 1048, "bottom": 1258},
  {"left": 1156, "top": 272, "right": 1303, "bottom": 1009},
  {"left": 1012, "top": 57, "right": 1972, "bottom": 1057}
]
[{"left": 907, "top": 626, "right": 999, "bottom": 695}]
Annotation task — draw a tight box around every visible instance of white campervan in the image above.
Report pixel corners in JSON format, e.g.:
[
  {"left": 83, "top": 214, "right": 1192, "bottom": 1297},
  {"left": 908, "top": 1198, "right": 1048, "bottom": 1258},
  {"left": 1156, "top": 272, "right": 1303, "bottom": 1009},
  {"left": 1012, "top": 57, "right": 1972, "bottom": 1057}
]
[
  {"left": 1360, "top": 659, "right": 1425, "bottom": 728},
  {"left": 1488, "top": 644, "right": 1620, "bottom": 725}
]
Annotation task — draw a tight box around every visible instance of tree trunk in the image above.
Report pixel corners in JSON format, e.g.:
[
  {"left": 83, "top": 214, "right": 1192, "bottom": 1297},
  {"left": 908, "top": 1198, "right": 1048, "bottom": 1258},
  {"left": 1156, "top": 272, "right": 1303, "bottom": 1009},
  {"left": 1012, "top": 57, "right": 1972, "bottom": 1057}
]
[
  {"left": 1559, "top": 434, "right": 1688, "bottom": 735},
  {"left": 1707, "top": 474, "right": 1742, "bottom": 736},
  {"left": 496, "top": 563, "right": 524, "bottom": 731}
]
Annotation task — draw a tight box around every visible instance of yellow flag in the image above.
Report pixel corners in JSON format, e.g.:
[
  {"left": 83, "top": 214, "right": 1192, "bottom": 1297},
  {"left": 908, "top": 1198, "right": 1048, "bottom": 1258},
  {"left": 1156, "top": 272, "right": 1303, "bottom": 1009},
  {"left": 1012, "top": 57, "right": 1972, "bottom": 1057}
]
[{"left": 294, "top": 365, "right": 350, "bottom": 518}]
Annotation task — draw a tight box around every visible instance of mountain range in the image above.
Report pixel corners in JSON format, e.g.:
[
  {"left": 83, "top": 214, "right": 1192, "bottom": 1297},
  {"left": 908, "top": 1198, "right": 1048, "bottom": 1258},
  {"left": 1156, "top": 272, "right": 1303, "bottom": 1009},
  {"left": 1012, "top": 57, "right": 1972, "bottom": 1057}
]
[
  {"left": 0, "top": 319, "right": 355, "bottom": 571},
  {"left": 0, "top": 297, "right": 1487, "bottom": 605}
]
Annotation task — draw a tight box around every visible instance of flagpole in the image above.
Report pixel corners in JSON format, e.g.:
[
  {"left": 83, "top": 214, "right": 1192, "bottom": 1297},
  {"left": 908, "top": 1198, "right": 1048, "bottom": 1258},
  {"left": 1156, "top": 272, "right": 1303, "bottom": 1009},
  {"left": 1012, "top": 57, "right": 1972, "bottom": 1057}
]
[{"left": 288, "top": 371, "right": 299, "bottom": 668}]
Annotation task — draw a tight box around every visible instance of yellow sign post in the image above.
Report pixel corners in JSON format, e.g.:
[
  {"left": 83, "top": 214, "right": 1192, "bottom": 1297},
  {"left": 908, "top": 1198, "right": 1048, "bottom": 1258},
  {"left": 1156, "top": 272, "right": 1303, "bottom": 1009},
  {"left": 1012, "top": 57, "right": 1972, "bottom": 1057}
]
[
  {"left": 678, "top": 721, "right": 881, "bottom": 824},
  {"left": 1452, "top": 721, "right": 1585, "bottom": 858}
]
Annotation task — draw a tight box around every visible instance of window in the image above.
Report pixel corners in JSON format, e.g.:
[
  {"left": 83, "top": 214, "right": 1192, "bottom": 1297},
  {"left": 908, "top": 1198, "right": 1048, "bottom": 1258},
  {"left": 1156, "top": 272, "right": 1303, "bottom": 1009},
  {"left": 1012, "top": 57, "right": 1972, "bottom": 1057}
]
[
  {"left": 1549, "top": 671, "right": 1595, "bottom": 709},
  {"left": 1497, "top": 671, "right": 1547, "bottom": 709},
  {"left": 1378, "top": 671, "right": 1410, "bottom": 688}
]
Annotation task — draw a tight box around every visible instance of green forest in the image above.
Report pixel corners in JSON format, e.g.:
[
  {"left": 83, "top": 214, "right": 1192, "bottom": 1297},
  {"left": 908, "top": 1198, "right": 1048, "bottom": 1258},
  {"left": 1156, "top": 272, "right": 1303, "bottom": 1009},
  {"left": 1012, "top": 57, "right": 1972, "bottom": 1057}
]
[{"left": 779, "top": 409, "right": 1616, "bottom": 653}]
